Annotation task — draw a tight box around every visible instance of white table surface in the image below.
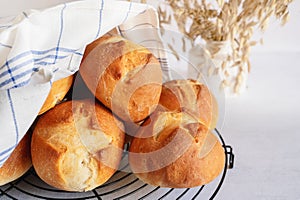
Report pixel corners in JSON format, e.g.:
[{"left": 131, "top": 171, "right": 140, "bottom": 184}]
[{"left": 1, "top": 1, "right": 300, "bottom": 200}]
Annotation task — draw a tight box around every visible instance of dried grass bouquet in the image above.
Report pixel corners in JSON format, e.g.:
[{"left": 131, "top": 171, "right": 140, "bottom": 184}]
[{"left": 157, "top": 0, "right": 293, "bottom": 94}]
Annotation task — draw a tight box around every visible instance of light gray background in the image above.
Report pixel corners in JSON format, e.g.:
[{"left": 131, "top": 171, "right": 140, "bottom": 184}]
[{"left": 218, "top": 2, "right": 300, "bottom": 199}]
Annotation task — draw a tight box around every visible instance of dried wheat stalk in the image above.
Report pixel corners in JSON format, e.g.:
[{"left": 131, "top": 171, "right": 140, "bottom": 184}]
[{"left": 157, "top": 0, "right": 293, "bottom": 93}]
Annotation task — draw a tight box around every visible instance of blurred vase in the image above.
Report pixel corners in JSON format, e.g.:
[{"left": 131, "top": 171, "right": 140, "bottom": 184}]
[{"left": 205, "top": 40, "right": 248, "bottom": 96}]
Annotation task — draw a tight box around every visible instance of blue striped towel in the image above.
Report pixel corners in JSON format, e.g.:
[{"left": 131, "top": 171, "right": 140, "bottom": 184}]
[{"left": 0, "top": 0, "right": 169, "bottom": 167}]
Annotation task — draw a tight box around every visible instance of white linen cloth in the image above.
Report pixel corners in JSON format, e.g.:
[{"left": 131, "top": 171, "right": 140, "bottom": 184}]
[{"left": 0, "top": 0, "right": 168, "bottom": 167}]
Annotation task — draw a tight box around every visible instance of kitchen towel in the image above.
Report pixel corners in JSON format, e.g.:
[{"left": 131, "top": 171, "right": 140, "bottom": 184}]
[{"left": 0, "top": 0, "right": 168, "bottom": 167}]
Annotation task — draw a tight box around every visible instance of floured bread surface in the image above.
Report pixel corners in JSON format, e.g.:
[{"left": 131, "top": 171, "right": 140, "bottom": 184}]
[
  {"left": 31, "top": 100, "right": 125, "bottom": 192},
  {"left": 80, "top": 36, "right": 162, "bottom": 123},
  {"left": 159, "top": 79, "right": 218, "bottom": 129},
  {"left": 129, "top": 111, "right": 225, "bottom": 188}
]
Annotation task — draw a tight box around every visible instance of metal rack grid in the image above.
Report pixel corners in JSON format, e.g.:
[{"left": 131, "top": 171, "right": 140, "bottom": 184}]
[{"left": 0, "top": 128, "right": 234, "bottom": 200}]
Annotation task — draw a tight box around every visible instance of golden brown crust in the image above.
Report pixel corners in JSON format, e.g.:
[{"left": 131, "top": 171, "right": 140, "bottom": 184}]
[
  {"left": 158, "top": 79, "right": 218, "bottom": 129},
  {"left": 39, "top": 75, "right": 74, "bottom": 115},
  {"left": 80, "top": 36, "right": 162, "bottom": 122},
  {"left": 31, "top": 100, "right": 125, "bottom": 192},
  {"left": 0, "top": 131, "right": 32, "bottom": 186},
  {"left": 129, "top": 111, "right": 225, "bottom": 188},
  {"left": 31, "top": 134, "right": 66, "bottom": 189}
]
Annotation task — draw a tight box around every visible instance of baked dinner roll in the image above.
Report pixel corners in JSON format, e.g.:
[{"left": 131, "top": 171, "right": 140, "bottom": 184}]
[
  {"left": 129, "top": 111, "right": 225, "bottom": 188},
  {"left": 31, "top": 100, "right": 125, "bottom": 192},
  {"left": 158, "top": 79, "right": 218, "bottom": 129},
  {"left": 0, "top": 131, "right": 32, "bottom": 186},
  {"left": 80, "top": 36, "right": 162, "bottom": 122},
  {"left": 39, "top": 75, "right": 74, "bottom": 115}
]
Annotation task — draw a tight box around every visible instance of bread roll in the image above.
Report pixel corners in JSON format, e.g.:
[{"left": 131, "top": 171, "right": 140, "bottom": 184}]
[
  {"left": 0, "top": 131, "right": 32, "bottom": 186},
  {"left": 39, "top": 75, "right": 74, "bottom": 115},
  {"left": 79, "top": 36, "right": 162, "bottom": 122},
  {"left": 129, "top": 111, "right": 225, "bottom": 188},
  {"left": 31, "top": 100, "right": 125, "bottom": 192},
  {"left": 158, "top": 79, "right": 218, "bottom": 129}
]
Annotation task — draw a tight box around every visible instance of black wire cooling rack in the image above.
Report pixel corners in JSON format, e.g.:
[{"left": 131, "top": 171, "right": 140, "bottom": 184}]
[{"left": 0, "top": 128, "right": 234, "bottom": 200}]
